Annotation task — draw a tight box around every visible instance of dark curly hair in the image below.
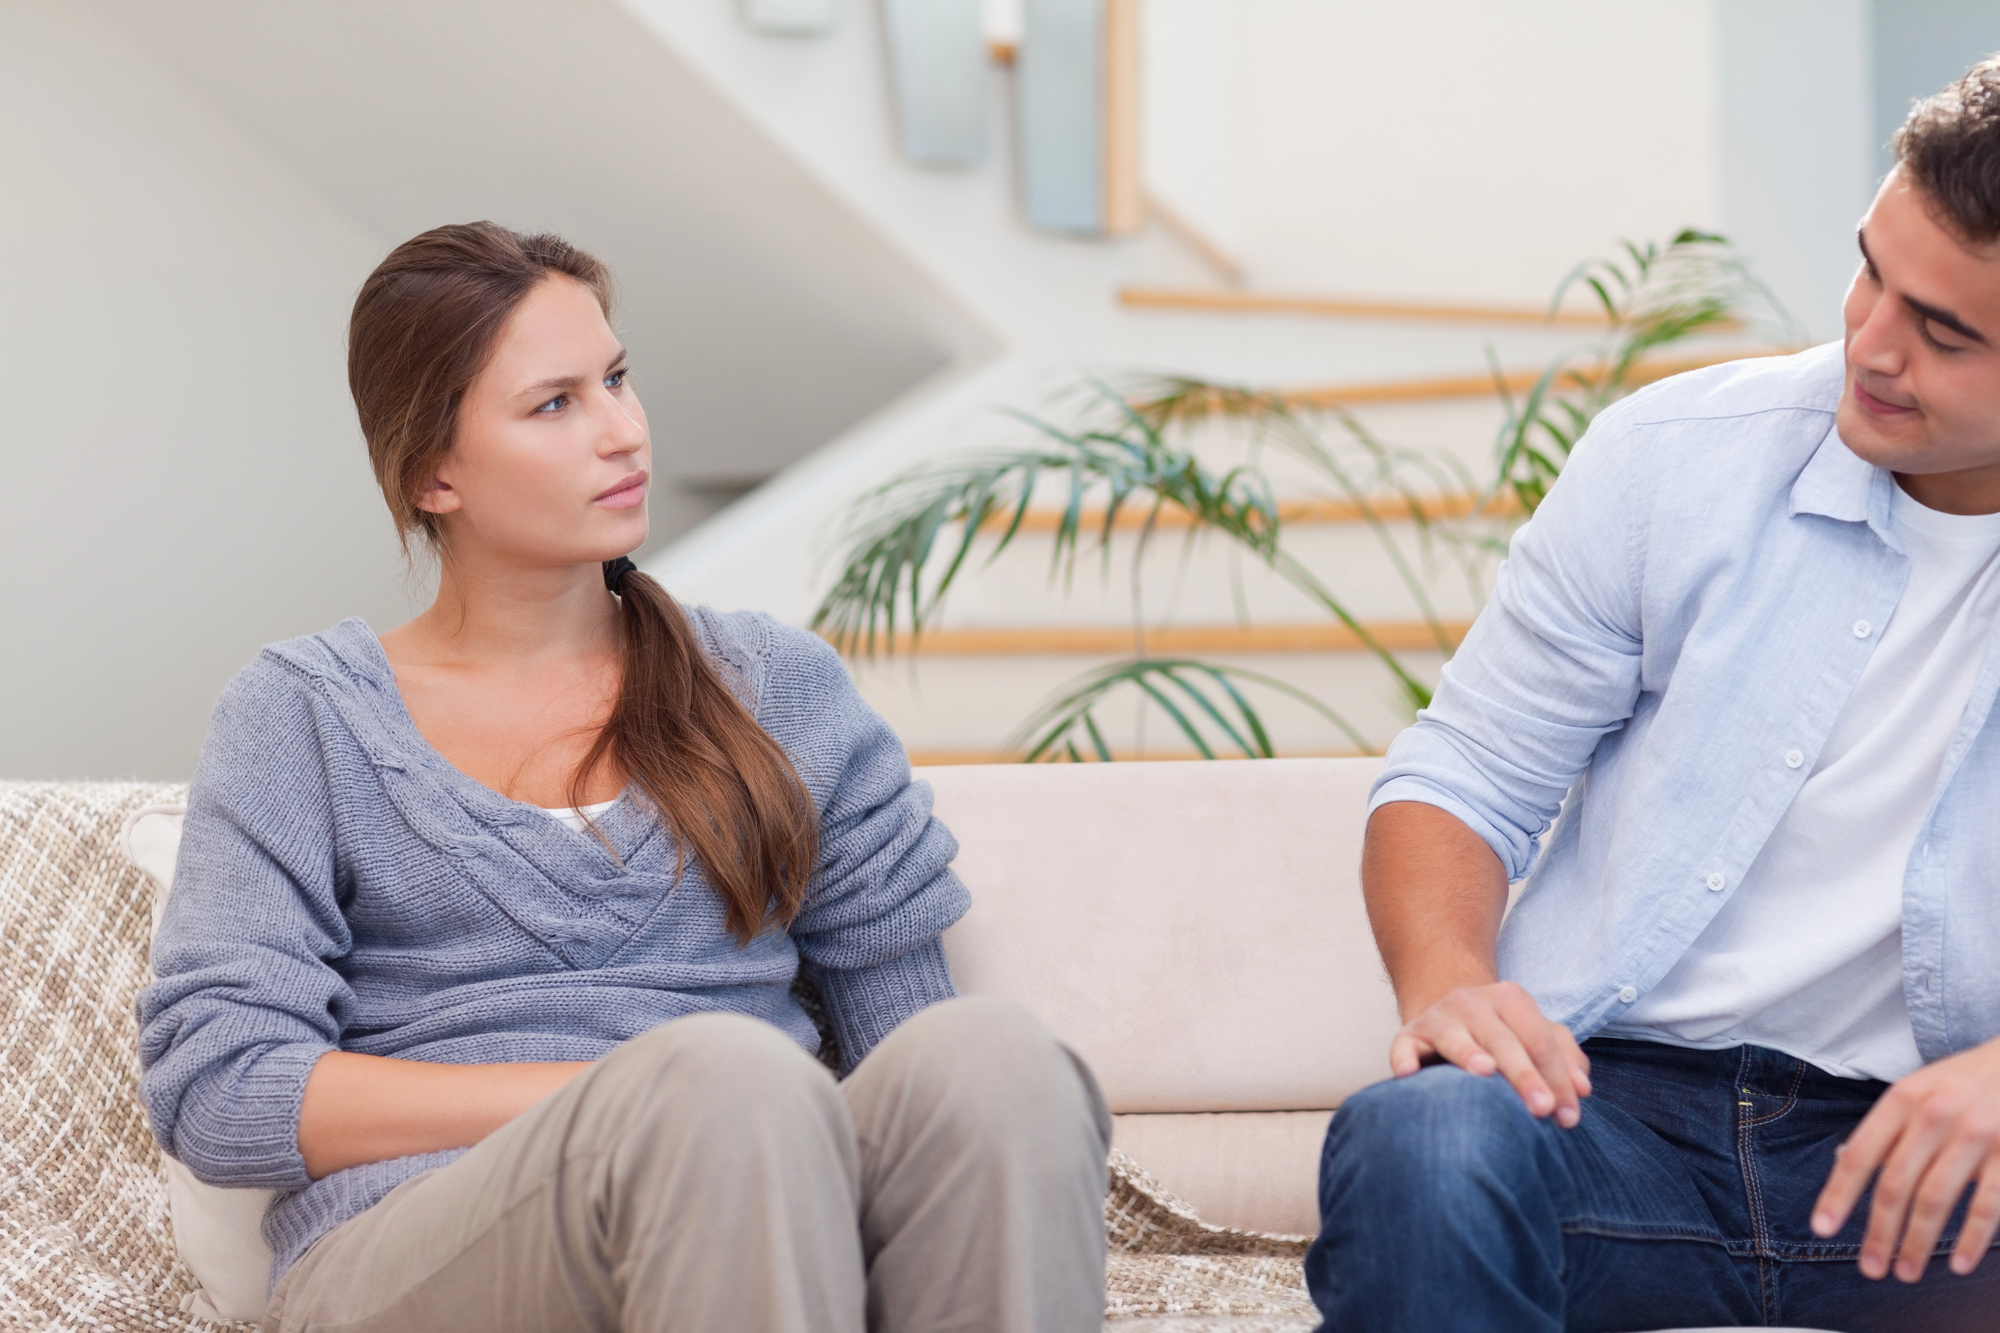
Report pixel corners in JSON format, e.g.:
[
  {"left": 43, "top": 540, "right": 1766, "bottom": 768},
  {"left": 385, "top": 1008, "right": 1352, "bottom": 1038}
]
[{"left": 1895, "top": 55, "right": 2000, "bottom": 243}]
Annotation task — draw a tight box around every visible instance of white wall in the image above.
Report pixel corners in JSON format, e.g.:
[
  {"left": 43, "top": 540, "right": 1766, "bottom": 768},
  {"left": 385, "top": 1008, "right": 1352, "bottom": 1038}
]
[
  {"left": 0, "top": 1, "right": 405, "bottom": 779},
  {"left": 1, "top": 0, "right": 994, "bottom": 779},
  {"left": 101, "top": 0, "right": 993, "bottom": 537},
  {"left": 1145, "top": 0, "right": 1722, "bottom": 302},
  {"left": 633, "top": 0, "right": 1730, "bottom": 340}
]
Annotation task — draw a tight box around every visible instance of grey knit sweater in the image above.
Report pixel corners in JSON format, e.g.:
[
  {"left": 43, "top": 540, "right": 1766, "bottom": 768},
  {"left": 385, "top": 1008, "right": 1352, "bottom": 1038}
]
[{"left": 136, "top": 610, "right": 969, "bottom": 1285}]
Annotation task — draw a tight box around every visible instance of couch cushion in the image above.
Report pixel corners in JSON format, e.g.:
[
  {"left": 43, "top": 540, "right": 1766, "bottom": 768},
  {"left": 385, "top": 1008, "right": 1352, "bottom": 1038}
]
[
  {"left": 120, "top": 804, "right": 278, "bottom": 1323},
  {"left": 925, "top": 757, "right": 1400, "bottom": 1113},
  {"left": 1112, "top": 1111, "right": 1332, "bottom": 1236},
  {"left": 117, "top": 761, "right": 1402, "bottom": 1323}
]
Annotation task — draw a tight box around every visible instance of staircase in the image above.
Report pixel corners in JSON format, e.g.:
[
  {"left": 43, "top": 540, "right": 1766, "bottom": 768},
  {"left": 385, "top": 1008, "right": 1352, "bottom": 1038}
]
[{"left": 621, "top": 0, "right": 1773, "bottom": 764}]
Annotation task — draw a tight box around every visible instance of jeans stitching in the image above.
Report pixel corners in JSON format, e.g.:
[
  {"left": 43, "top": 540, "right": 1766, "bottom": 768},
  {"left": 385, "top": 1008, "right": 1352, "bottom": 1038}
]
[
  {"left": 1742, "top": 1059, "right": 1807, "bottom": 1127},
  {"left": 1560, "top": 1219, "right": 1729, "bottom": 1244},
  {"left": 1733, "top": 1047, "right": 1779, "bottom": 1323}
]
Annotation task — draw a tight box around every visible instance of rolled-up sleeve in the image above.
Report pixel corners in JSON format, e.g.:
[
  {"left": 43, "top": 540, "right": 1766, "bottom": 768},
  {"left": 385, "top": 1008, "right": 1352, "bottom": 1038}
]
[
  {"left": 136, "top": 662, "right": 353, "bottom": 1189},
  {"left": 1370, "top": 401, "right": 1650, "bottom": 880}
]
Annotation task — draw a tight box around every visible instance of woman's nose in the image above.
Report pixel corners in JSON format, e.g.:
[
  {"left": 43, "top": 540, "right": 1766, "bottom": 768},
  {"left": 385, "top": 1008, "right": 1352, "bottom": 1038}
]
[{"left": 598, "top": 392, "right": 646, "bottom": 455}]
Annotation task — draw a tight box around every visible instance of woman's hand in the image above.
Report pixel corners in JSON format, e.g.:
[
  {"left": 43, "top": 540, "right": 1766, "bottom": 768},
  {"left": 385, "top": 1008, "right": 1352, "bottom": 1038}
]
[
  {"left": 298, "top": 1051, "right": 592, "bottom": 1179},
  {"left": 1390, "top": 980, "right": 1593, "bottom": 1128},
  {"left": 1812, "top": 1036, "right": 2000, "bottom": 1281}
]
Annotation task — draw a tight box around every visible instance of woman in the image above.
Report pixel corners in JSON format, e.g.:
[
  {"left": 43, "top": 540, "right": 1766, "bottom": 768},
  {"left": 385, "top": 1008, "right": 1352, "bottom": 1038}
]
[{"left": 137, "top": 222, "right": 1111, "bottom": 1333}]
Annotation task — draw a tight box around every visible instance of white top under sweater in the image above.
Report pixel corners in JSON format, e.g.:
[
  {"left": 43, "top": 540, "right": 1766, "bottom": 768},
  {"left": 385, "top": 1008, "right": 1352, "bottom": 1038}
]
[
  {"left": 1609, "top": 481, "right": 2000, "bottom": 1082},
  {"left": 542, "top": 799, "right": 618, "bottom": 834}
]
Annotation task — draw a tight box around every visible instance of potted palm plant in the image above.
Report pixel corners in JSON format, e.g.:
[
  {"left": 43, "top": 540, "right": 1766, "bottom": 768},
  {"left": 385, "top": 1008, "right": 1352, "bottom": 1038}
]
[{"left": 813, "top": 231, "right": 1799, "bottom": 760}]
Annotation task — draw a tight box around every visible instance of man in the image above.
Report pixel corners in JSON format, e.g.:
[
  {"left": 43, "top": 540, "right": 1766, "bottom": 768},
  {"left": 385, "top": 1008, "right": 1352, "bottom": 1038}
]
[{"left": 1310, "top": 60, "right": 2000, "bottom": 1332}]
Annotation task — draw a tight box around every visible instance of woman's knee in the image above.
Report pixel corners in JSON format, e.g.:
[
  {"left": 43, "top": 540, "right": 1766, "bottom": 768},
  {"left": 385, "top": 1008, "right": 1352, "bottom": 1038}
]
[
  {"left": 582, "top": 1011, "right": 843, "bottom": 1142},
  {"left": 859, "top": 996, "right": 1109, "bottom": 1146}
]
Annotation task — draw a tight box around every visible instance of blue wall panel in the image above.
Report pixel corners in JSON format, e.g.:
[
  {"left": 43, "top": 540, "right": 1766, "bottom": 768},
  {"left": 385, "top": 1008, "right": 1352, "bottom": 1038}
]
[
  {"left": 1872, "top": 0, "right": 2000, "bottom": 174},
  {"left": 882, "top": 0, "right": 987, "bottom": 167},
  {"left": 1018, "top": 0, "right": 1104, "bottom": 233}
]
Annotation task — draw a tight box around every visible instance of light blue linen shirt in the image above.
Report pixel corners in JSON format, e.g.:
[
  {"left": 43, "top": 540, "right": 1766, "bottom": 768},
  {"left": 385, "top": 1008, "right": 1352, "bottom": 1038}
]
[{"left": 1369, "top": 342, "right": 2000, "bottom": 1064}]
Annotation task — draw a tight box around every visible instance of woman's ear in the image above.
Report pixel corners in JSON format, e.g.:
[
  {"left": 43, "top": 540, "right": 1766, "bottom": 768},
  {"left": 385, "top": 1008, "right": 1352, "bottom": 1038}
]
[{"left": 412, "top": 474, "right": 460, "bottom": 516}]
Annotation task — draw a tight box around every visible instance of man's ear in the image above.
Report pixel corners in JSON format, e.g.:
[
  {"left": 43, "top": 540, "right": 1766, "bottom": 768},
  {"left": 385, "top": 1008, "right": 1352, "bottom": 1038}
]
[{"left": 412, "top": 474, "right": 460, "bottom": 516}]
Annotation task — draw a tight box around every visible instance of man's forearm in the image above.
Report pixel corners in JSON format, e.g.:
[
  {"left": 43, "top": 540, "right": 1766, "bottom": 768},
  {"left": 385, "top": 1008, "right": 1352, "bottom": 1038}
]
[
  {"left": 1362, "top": 801, "right": 1511, "bottom": 1019},
  {"left": 297, "top": 1051, "right": 591, "bottom": 1179}
]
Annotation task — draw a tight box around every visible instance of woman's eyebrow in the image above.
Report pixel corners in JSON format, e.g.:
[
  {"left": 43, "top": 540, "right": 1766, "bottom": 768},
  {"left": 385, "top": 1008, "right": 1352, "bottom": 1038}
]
[
  {"left": 516, "top": 349, "right": 629, "bottom": 400},
  {"left": 518, "top": 372, "right": 584, "bottom": 399}
]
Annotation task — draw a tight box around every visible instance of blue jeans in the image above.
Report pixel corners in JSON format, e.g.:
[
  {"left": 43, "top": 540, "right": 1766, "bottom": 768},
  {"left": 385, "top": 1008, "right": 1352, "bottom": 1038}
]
[{"left": 1308, "top": 1038, "right": 2000, "bottom": 1331}]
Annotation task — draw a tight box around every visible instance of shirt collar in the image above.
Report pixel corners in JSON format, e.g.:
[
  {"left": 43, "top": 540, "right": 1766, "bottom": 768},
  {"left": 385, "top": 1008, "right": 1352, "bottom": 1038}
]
[{"left": 1789, "top": 421, "right": 1901, "bottom": 550}]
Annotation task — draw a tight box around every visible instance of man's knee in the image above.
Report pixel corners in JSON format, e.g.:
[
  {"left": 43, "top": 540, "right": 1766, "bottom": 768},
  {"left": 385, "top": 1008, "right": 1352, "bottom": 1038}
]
[
  {"left": 1324, "top": 1066, "right": 1549, "bottom": 1208},
  {"left": 1309, "top": 1068, "right": 1574, "bottom": 1322}
]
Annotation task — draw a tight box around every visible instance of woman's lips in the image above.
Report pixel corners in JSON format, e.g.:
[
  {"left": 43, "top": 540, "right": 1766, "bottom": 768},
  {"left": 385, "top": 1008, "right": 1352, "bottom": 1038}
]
[{"left": 593, "top": 471, "right": 648, "bottom": 509}]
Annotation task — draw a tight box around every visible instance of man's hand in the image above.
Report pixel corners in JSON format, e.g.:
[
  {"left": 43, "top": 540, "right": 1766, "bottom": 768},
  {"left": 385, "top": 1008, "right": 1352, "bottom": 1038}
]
[
  {"left": 1812, "top": 1037, "right": 2000, "bottom": 1282},
  {"left": 1391, "top": 980, "right": 1594, "bottom": 1128}
]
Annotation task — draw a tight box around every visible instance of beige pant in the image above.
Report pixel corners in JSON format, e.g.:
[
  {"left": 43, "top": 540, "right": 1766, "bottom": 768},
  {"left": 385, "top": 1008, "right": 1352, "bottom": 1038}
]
[{"left": 265, "top": 996, "right": 1112, "bottom": 1333}]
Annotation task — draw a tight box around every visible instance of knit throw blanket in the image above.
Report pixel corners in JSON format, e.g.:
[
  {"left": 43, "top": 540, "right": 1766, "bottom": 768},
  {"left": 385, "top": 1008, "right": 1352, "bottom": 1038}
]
[{"left": 0, "top": 782, "right": 1316, "bottom": 1332}]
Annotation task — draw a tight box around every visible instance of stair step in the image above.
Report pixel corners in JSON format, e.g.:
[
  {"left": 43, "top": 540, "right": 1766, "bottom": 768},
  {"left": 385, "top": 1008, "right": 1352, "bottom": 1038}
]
[
  {"left": 1282, "top": 349, "right": 1775, "bottom": 409},
  {"left": 847, "top": 644, "right": 1446, "bottom": 755},
  {"left": 830, "top": 620, "right": 1469, "bottom": 656},
  {"left": 1119, "top": 286, "right": 1617, "bottom": 328},
  {"left": 908, "top": 745, "right": 1369, "bottom": 765},
  {"left": 982, "top": 491, "right": 1518, "bottom": 534}
]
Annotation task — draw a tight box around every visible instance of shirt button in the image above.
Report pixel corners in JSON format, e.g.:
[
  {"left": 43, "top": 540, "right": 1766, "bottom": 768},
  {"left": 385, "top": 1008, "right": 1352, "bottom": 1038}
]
[
  {"left": 1784, "top": 749, "right": 1804, "bottom": 769},
  {"left": 1853, "top": 619, "right": 1872, "bottom": 638},
  {"left": 1618, "top": 986, "right": 1639, "bottom": 1003},
  {"left": 1706, "top": 872, "right": 1727, "bottom": 891}
]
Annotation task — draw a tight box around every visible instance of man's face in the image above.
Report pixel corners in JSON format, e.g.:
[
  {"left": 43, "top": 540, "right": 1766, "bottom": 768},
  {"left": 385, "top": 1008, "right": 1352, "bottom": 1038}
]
[{"left": 1839, "top": 166, "right": 2000, "bottom": 512}]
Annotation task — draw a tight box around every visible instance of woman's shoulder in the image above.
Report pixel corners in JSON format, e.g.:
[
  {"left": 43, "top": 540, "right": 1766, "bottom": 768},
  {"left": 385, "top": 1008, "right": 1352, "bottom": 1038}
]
[
  {"left": 682, "top": 605, "right": 842, "bottom": 684},
  {"left": 680, "top": 605, "right": 858, "bottom": 727},
  {"left": 204, "top": 617, "right": 394, "bottom": 751},
  {"left": 231, "top": 616, "right": 381, "bottom": 683}
]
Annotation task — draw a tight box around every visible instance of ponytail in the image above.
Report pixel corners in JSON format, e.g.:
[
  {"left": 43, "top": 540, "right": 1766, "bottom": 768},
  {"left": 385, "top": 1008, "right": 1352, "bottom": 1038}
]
[{"left": 570, "top": 566, "right": 819, "bottom": 943}]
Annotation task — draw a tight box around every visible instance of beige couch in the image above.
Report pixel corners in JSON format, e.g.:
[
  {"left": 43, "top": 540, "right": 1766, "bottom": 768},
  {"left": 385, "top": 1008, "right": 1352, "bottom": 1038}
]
[
  {"left": 4, "top": 769, "right": 1357, "bottom": 1331},
  {"left": 927, "top": 757, "right": 1398, "bottom": 1239},
  {"left": 1, "top": 770, "right": 1825, "bottom": 1331}
]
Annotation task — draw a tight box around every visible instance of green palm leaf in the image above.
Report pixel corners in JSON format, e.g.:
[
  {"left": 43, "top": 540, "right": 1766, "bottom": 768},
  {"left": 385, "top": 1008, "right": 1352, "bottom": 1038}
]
[{"left": 1012, "top": 659, "right": 1373, "bottom": 762}]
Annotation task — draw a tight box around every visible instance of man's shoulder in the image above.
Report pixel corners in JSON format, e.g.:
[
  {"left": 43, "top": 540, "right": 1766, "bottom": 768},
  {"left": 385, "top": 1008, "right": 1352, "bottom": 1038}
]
[
  {"left": 1611, "top": 342, "right": 1843, "bottom": 432},
  {"left": 1555, "top": 344, "right": 1845, "bottom": 506}
]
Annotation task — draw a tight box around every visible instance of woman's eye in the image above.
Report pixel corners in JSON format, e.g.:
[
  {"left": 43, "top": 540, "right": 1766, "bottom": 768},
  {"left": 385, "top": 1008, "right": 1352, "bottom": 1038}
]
[
  {"left": 536, "top": 394, "right": 568, "bottom": 414},
  {"left": 605, "top": 369, "right": 627, "bottom": 390}
]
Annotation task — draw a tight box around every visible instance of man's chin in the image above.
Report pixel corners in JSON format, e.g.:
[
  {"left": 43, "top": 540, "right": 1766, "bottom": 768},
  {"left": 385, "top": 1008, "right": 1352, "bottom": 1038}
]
[{"left": 1835, "top": 395, "right": 1926, "bottom": 471}]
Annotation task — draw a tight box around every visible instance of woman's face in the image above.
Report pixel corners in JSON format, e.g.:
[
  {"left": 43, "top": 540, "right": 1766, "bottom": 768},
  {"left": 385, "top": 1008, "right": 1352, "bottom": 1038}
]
[{"left": 417, "top": 274, "right": 651, "bottom": 570}]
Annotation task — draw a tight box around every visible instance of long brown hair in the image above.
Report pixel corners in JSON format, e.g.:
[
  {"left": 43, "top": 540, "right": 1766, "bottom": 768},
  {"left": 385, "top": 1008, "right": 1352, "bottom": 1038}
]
[{"left": 348, "top": 221, "right": 818, "bottom": 942}]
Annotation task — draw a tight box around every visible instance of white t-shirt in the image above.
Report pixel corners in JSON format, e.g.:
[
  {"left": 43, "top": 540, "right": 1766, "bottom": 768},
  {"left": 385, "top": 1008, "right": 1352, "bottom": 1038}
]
[
  {"left": 1608, "top": 482, "right": 2000, "bottom": 1082},
  {"left": 541, "top": 798, "right": 618, "bottom": 835}
]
